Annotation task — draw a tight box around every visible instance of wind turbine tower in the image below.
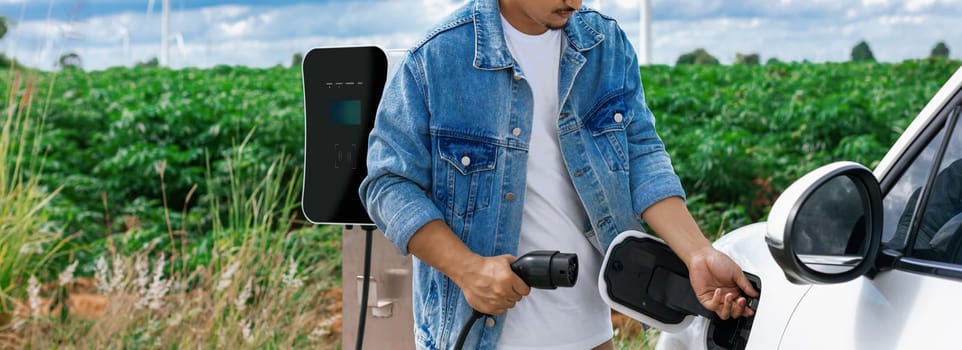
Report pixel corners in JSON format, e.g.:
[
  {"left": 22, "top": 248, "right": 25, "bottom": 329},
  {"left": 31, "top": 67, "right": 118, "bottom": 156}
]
[
  {"left": 640, "top": 0, "right": 651, "bottom": 65},
  {"left": 596, "top": 0, "right": 651, "bottom": 65},
  {"left": 161, "top": 0, "right": 170, "bottom": 66}
]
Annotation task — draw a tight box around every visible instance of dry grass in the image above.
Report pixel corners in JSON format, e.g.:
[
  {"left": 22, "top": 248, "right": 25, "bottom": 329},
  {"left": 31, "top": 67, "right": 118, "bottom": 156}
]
[{"left": 4, "top": 250, "right": 341, "bottom": 349}]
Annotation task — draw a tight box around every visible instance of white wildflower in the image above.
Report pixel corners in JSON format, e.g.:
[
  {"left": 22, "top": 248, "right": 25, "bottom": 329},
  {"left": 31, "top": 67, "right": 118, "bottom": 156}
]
[
  {"left": 19, "top": 242, "right": 42, "bottom": 256},
  {"left": 58, "top": 260, "right": 79, "bottom": 287},
  {"left": 109, "top": 255, "right": 126, "bottom": 293},
  {"left": 235, "top": 277, "right": 253, "bottom": 312},
  {"left": 241, "top": 319, "right": 254, "bottom": 343},
  {"left": 308, "top": 317, "right": 336, "bottom": 341},
  {"left": 167, "top": 313, "right": 182, "bottom": 327},
  {"left": 12, "top": 318, "right": 27, "bottom": 330},
  {"left": 281, "top": 258, "right": 304, "bottom": 289},
  {"left": 27, "top": 275, "right": 42, "bottom": 316},
  {"left": 146, "top": 253, "right": 170, "bottom": 310},
  {"left": 216, "top": 261, "right": 240, "bottom": 292},
  {"left": 95, "top": 256, "right": 110, "bottom": 292},
  {"left": 134, "top": 255, "right": 151, "bottom": 309}
]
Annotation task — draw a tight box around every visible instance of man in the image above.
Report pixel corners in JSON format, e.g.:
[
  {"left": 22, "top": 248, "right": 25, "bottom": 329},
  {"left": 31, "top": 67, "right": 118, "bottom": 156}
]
[{"left": 359, "top": 0, "right": 758, "bottom": 349}]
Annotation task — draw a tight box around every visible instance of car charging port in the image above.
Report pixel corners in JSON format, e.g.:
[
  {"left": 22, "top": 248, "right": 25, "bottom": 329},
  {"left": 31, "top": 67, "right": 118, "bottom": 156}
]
[
  {"left": 600, "top": 232, "right": 763, "bottom": 349},
  {"left": 706, "top": 273, "right": 761, "bottom": 350}
]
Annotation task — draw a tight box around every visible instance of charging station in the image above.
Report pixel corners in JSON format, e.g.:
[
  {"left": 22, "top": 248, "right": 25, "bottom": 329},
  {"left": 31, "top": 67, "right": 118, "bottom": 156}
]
[{"left": 301, "top": 46, "right": 415, "bottom": 349}]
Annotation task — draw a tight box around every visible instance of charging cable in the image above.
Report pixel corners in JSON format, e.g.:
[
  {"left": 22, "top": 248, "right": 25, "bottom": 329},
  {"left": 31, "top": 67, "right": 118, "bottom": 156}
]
[{"left": 356, "top": 225, "right": 376, "bottom": 350}]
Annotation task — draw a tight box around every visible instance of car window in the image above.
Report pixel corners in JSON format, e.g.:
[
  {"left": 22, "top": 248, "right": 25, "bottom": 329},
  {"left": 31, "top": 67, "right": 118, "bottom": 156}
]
[
  {"left": 882, "top": 124, "right": 946, "bottom": 249},
  {"left": 908, "top": 108, "right": 962, "bottom": 263}
]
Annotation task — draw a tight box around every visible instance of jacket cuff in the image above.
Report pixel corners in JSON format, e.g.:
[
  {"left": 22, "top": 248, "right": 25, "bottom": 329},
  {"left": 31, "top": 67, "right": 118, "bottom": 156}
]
[
  {"left": 633, "top": 173, "right": 687, "bottom": 217},
  {"left": 384, "top": 199, "right": 444, "bottom": 256}
]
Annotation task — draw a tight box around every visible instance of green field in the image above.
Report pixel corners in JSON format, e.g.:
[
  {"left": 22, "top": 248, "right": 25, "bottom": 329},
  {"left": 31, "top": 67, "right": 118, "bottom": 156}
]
[{"left": 1, "top": 58, "right": 959, "bottom": 348}]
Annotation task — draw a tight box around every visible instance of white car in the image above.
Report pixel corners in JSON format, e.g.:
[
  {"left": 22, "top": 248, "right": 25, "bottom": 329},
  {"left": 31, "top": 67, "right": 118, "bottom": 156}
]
[{"left": 600, "top": 65, "right": 962, "bottom": 350}]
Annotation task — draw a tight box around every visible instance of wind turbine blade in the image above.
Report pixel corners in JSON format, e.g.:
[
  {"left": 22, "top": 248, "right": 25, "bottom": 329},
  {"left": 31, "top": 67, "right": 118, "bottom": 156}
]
[{"left": 174, "top": 32, "right": 185, "bottom": 57}]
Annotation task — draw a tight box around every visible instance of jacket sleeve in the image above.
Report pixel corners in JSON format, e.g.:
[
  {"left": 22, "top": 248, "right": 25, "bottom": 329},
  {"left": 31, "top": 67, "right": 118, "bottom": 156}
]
[
  {"left": 619, "top": 31, "right": 687, "bottom": 218},
  {"left": 359, "top": 51, "right": 444, "bottom": 255}
]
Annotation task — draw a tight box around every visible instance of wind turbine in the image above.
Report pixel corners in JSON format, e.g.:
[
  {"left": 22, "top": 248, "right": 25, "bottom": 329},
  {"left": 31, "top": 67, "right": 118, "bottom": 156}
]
[
  {"left": 115, "top": 25, "right": 131, "bottom": 66},
  {"left": 146, "top": 0, "right": 171, "bottom": 66},
  {"left": 173, "top": 32, "right": 186, "bottom": 62},
  {"left": 640, "top": 0, "right": 651, "bottom": 65},
  {"left": 595, "top": 0, "right": 652, "bottom": 65}
]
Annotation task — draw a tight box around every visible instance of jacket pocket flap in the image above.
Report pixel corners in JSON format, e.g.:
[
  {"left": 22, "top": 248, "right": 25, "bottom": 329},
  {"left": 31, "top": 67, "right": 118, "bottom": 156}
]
[
  {"left": 438, "top": 135, "right": 498, "bottom": 175},
  {"left": 585, "top": 93, "right": 629, "bottom": 136}
]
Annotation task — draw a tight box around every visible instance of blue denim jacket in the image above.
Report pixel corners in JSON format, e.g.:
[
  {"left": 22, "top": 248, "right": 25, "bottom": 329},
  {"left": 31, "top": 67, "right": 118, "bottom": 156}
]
[{"left": 359, "top": 1, "right": 685, "bottom": 348}]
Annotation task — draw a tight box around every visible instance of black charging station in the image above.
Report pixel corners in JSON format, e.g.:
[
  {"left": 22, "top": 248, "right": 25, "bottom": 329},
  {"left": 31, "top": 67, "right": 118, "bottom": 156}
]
[
  {"left": 302, "top": 46, "right": 389, "bottom": 350},
  {"left": 302, "top": 46, "right": 387, "bottom": 226}
]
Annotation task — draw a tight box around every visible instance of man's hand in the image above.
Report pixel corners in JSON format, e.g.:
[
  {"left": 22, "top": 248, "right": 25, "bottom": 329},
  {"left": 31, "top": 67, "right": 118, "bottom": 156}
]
[
  {"left": 641, "top": 197, "right": 759, "bottom": 320},
  {"left": 406, "top": 220, "right": 531, "bottom": 315},
  {"left": 687, "top": 246, "right": 759, "bottom": 320},
  {"left": 452, "top": 254, "right": 531, "bottom": 315}
]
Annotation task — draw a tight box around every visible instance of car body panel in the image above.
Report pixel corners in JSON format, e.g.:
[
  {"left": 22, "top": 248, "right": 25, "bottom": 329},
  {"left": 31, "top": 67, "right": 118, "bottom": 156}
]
[{"left": 779, "top": 269, "right": 962, "bottom": 350}]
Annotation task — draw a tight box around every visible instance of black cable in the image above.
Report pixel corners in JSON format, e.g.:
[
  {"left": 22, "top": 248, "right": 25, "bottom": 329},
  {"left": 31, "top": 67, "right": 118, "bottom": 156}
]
[
  {"left": 454, "top": 310, "right": 485, "bottom": 350},
  {"left": 357, "top": 225, "right": 375, "bottom": 350}
]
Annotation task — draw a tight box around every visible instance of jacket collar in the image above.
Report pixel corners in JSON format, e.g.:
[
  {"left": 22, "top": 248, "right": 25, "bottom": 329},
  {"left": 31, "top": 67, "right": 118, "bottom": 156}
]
[{"left": 472, "top": 0, "right": 605, "bottom": 70}]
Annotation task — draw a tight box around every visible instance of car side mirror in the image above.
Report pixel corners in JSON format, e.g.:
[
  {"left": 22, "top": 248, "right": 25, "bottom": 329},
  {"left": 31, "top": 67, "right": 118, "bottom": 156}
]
[{"left": 766, "top": 162, "right": 883, "bottom": 284}]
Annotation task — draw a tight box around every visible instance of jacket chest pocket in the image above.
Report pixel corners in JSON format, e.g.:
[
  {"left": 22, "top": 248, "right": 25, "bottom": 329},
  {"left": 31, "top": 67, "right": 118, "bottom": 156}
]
[
  {"left": 585, "top": 94, "right": 630, "bottom": 171},
  {"left": 434, "top": 135, "right": 500, "bottom": 217}
]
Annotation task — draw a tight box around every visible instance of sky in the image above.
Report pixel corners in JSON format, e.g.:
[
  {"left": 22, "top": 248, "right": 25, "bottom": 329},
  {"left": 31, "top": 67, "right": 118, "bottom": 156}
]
[{"left": 1, "top": 0, "right": 961, "bottom": 71}]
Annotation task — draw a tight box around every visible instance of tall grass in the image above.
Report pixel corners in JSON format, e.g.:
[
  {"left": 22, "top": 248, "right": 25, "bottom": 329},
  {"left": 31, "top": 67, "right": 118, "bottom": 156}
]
[
  {"left": 5, "top": 97, "right": 342, "bottom": 347},
  {"left": 0, "top": 67, "right": 340, "bottom": 349},
  {"left": 0, "top": 69, "right": 65, "bottom": 326}
]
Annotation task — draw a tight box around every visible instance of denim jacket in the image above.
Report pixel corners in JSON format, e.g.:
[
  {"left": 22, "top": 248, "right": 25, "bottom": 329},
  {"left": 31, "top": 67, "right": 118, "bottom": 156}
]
[{"left": 359, "top": 0, "right": 685, "bottom": 348}]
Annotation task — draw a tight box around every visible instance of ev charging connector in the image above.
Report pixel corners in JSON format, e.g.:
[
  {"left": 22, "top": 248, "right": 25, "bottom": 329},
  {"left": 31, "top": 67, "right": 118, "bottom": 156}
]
[{"left": 453, "top": 250, "right": 579, "bottom": 350}]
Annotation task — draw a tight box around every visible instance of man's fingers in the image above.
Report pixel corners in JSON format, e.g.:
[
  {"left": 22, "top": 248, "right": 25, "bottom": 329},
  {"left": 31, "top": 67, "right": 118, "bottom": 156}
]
[
  {"left": 702, "top": 288, "right": 722, "bottom": 311},
  {"left": 488, "top": 308, "right": 506, "bottom": 315},
  {"left": 730, "top": 297, "right": 747, "bottom": 318},
  {"left": 718, "top": 292, "right": 734, "bottom": 320},
  {"left": 735, "top": 272, "right": 759, "bottom": 297},
  {"left": 512, "top": 276, "right": 531, "bottom": 297}
]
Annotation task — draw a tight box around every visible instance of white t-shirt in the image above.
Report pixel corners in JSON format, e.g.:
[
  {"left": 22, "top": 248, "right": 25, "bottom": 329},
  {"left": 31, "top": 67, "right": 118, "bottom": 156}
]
[{"left": 496, "top": 15, "right": 613, "bottom": 350}]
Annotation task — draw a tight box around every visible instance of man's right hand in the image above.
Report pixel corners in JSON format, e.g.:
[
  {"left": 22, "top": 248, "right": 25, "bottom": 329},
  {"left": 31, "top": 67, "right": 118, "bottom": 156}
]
[
  {"left": 452, "top": 254, "right": 531, "bottom": 315},
  {"left": 407, "top": 220, "right": 530, "bottom": 315}
]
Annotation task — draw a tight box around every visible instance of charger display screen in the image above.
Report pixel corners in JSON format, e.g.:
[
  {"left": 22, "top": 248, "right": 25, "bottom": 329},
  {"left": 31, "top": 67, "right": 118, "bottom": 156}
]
[{"left": 329, "top": 99, "right": 362, "bottom": 125}]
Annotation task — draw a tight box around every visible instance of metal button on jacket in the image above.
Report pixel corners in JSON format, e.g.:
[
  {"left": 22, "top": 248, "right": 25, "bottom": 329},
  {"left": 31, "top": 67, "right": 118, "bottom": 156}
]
[
  {"left": 461, "top": 156, "right": 471, "bottom": 167},
  {"left": 486, "top": 317, "right": 496, "bottom": 328},
  {"left": 505, "top": 192, "right": 516, "bottom": 201},
  {"left": 512, "top": 128, "right": 522, "bottom": 136},
  {"left": 614, "top": 112, "right": 624, "bottom": 123}
]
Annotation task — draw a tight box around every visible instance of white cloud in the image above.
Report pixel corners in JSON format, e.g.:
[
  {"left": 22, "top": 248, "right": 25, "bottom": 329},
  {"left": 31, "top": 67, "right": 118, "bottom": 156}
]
[
  {"left": 879, "top": 15, "right": 925, "bottom": 24},
  {"left": 905, "top": 0, "right": 938, "bottom": 11},
  {"left": 862, "top": 0, "right": 890, "bottom": 7},
  {"left": 3, "top": 0, "right": 962, "bottom": 70},
  {"left": 3, "top": 2, "right": 454, "bottom": 70}
]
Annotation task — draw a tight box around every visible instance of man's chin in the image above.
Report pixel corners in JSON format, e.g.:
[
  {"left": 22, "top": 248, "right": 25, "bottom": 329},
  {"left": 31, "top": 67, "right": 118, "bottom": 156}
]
[{"left": 546, "top": 21, "right": 567, "bottom": 30}]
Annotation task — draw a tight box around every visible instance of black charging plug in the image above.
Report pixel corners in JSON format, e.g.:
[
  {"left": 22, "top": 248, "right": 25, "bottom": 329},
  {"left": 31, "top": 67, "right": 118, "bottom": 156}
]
[
  {"left": 510, "top": 250, "right": 578, "bottom": 289},
  {"left": 453, "top": 250, "right": 579, "bottom": 350}
]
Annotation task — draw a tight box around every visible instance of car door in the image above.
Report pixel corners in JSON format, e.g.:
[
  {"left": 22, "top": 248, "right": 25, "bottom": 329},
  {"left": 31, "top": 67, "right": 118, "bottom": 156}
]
[{"left": 777, "top": 88, "right": 962, "bottom": 350}]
